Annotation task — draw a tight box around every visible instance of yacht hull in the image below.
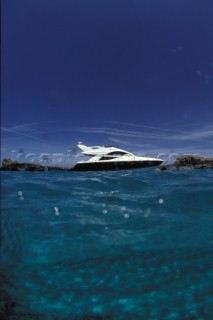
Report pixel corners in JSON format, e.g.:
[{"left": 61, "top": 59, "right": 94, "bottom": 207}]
[{"left": 73, "top": 160, "right": 163, "bottom": 171}]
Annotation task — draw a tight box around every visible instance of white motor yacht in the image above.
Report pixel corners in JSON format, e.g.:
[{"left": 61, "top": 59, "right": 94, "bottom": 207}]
[{"left": 73, "top": 142, "right": 163, "bottom": 171}]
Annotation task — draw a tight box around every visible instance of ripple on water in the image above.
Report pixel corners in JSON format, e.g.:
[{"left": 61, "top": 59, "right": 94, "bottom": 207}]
[{"left": 1, "top": 170, "right": 213, "bottom": 319}]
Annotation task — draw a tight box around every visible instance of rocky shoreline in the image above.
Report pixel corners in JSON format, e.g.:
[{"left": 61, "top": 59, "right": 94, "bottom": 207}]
[
  {"left": 157, "top": 155, "right": 213, "bottom": 171},
  {"left": 0, "top": 158, "right": 74, "bottom": 172},
  {"left": 0, "top": 155, "right": 213, "bottom": 172}
]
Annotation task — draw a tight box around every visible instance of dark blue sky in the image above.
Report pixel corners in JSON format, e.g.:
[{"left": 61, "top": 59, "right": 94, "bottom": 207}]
[{"left": 2, "top": 0, "right": 213, "bottom": 159}]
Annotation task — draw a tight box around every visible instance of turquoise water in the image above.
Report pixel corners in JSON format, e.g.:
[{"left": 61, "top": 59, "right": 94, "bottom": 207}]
[{"left": 1, "top": 169, "right": 213, "bottom": 319}]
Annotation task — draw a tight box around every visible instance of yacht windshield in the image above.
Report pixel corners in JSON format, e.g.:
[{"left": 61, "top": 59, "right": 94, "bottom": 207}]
[
  {"left": 107, "top": 151, "right": 129, "bottom": 156},
  {"left": 99, "top": 156, "right": 116, "bottom": 161}
]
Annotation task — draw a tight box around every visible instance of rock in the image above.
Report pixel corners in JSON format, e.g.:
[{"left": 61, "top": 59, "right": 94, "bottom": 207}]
[
  {"left": 2, "top": 158, "right": 13, "bottom": 166},
  {"left": 174, "top": 155, "right": 213, "bottom": 166},
  {"left": 0, "top": 158, "right": 74, "bottom": 172},
  {"left": 158, "top": 155, "right": 213, "bottom": 171}
]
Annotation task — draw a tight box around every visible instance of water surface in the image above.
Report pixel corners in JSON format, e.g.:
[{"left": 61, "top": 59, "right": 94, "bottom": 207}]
[{"left": 1, "top": 169, "right": 213, "bottom": 319}]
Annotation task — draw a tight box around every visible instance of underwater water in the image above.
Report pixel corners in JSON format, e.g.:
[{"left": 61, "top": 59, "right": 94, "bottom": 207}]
[{"left": 1, "top": 169, "right": 213, "bottom": 320}]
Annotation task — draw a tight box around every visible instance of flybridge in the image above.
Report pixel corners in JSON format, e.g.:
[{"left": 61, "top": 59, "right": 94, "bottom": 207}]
[{"left": 77, "top": 142, "right": 132, "bottom": 156}]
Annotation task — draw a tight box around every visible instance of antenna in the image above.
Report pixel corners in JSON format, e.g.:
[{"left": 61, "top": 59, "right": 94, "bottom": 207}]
[
  {"left": 73, "top": 136, "right": 78, "bottom": 143},
  {"left": 73, "top": 136, "right": 82, "bottom": 144}
]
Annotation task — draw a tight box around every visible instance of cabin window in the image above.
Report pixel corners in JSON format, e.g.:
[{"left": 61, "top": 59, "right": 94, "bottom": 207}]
[
  {"left": 99, "top": 156, "right": 115, "bottom": 161},
  {"left": 108, "top": 151, "right": 128, "bottom": 156}
]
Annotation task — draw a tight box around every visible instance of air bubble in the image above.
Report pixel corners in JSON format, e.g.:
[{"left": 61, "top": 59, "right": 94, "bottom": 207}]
[
  {"left": 54, "top": 207, "right": 60, "bottom": 215},
  {"left": 144, "top": 208, "right": 152, "bottom": 218},
  {"left": 123, "top": 213, "right": 130, "bottom": 219},
  {"left": 121, "top": 206, "right": 126, "bottom": 211},
  {"left": 18, "top": 191, "right": 23, "bottom": 196},
  {"left": 159, "top": 198, "right": 164, "bottom": 204},
  {"left": 103, "top": 209, "right": 107, "bottom": 214}
]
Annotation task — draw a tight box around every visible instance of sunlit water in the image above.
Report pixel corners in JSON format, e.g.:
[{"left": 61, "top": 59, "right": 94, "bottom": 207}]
[{"left": 1, "top": 169, "right": 213, "bottom": 319}]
